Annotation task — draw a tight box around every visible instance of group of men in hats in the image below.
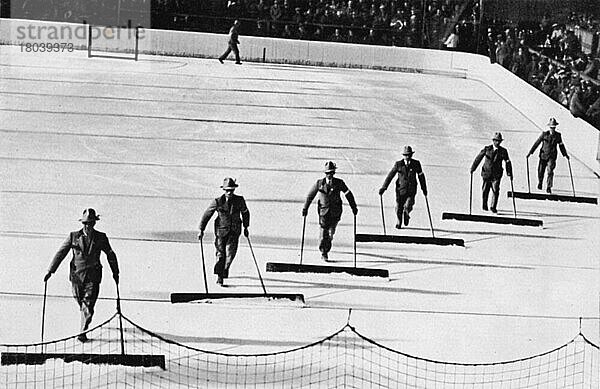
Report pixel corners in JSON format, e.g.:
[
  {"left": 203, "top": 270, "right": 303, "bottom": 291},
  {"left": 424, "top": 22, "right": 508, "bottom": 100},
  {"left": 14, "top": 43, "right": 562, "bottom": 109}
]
[
  {"left": 44, "top": 118, "right": 570, "bottom": 341},
  {"left": 469, "top": 117, "right": 569, "bottom": 212}
]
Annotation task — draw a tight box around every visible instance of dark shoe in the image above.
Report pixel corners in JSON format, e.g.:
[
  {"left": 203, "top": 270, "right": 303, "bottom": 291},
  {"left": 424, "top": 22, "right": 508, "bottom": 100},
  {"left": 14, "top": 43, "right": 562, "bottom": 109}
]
[
  {"left": 235, "top": 62, "right": 242, "bottom": 65},
  {"left": 490, "top": 208, "right": 497, "bottom": 214},
  {"left": 403, "top": 212, "right": 410, "bottom": 226},
  {"left": 218, "top": 58, "right": 224, "bottom": 64},
  {"left": 216, "top": 275, "right": 224, "bottom": 286},
  {"left": 77, "top": 334, "right": 88, "bottom": 343},
  {"left": 482, "top": 205, "right": 488, "bottom": 211},
  {"left": 321, "top": 253, "right": 328, "bottom": 261},
  {"left": 537, "top": 183, "right": 542, "bottom": 190},
  {"left": 546, "top": 188, "right": 552, "bottom": 194},
  {"left": 395, "top": 222, "right": 402, "bottom": 229}
]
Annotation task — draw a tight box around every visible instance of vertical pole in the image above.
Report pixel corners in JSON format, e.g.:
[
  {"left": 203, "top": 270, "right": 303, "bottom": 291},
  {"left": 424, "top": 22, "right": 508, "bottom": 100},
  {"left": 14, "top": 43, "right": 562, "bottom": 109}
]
[
  {"left": 117, "top": 0, "right": 122, "bottom": 27},
  {"left": 41, "top": 281, "right": 47, "bottom": 352},
  {"left": 510, "top": 177, "right": 517, "bottom": 218},
  {"left": 353, "top": 214, "right": 357, "bottom": 269},
  {"left": 476, "top": 0, "right": 484, "bottom": 54},
  {"left": 469, "top": 172, "right": 473, "bottom": 215},
  {"left": 116, "top": 283, "right": 125, "bottom": 355},
  {"left": 262, "top": 47, "right": 266, "bottom": 63},
  {"left": 247, "top": 236, "right": 268, "bottom": 295},
  {"left": 424, "top": 195, "right": 435, "bottom": 238},
  {"left": 526, "top": 156, "right": 531, "bottom": 193},
  {"left": 134, "top": 26, "right": 139, "bottom": 61},
  {"left": 87, "top": 24, "right": 92, "bottom": 57},
  {"left": 199, "top": 237, "right": 209, "bottom": 293},
  {"left": 300, "top": 215, "right": 306, "bottom": 265},
  {"left": 567, "top": 158, "right": 576, "bottom": 197},
  {"left": 421, "top": 0, "right": 427, "bottom": 47},
  {"left": 379, "top": 195, "right": 386, "bottom": 235}
]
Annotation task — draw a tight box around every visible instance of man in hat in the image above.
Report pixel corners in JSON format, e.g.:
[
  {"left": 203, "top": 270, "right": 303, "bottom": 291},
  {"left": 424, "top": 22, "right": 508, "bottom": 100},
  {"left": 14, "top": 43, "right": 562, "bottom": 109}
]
[
  {"left": 379, "top": 146, "right": 427, "bottom": 228},
  {"left": 526, "top": 117, "right": 569, "bottom": 193},
  {"left": 218, "top": 20, "right": 242, "bottom": 65},
  {"left": 44, "top": 208, "right": 119, "bottom": 342},
  {"left": 302, "top": 161, "right": 358, "bottom": 261},
  {"left": 471, "top": 132, "right": 512, "bottom": 213},
  {"left": 199, "top": 177, "right": 250, "bottom": 286}
]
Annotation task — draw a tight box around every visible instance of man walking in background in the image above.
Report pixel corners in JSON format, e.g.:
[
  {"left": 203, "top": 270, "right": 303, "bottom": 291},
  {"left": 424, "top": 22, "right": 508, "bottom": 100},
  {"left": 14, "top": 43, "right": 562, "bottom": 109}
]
[
  {"left": 218, "top": 19, "right": 242, "bottom": 65},
  {"left": 379, "top": 145, "right": 428, "bottom": 229},
  {"left": 303, "top": 161, "right": 358, "bottom": 261},
  {"left": 199, "top": 177, "right": 250, "bottom": 286},
  {"left": 471, "top": 132, "right": 513, "bottom": 213},
  {"left": 527, "top": 117, "right": 569, "bottom": 194},
  {"left": 44, "top": 208, "right": 119, "bottom": 343}
]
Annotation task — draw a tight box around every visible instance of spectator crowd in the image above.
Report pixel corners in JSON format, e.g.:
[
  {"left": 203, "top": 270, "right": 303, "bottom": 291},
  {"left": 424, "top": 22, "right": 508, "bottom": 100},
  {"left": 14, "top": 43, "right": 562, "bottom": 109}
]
[{"left": 4, "top": 0, "right": 600, "bottom": 128}]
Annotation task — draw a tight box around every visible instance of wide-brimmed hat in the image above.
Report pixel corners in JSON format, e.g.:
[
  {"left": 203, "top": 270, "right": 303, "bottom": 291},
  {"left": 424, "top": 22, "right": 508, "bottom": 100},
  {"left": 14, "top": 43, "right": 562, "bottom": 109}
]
[
  {"left": 547, "top": 117, "right": 559, "bottom": 127},
  {"left": 324, "top": 161, "right": 337, "bottom": 173},
  {"left": 220, "top": 177, "right": 238, "bottom": 190},
  {"left": 402, "top": 145, "right": 414, "bottom": 155},
  {"left": 79, "top": 208, "right": 100, "bottom": 223},
  {"left": 492, "top": 132, "right": 503, "bottom": 141}
]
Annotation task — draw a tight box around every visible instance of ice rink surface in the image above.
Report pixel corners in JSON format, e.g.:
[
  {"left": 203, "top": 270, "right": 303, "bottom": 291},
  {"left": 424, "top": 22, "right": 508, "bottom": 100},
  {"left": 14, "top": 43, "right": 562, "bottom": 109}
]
[{"left": 0, "top": 45, "right": 598, "bottom": 364}]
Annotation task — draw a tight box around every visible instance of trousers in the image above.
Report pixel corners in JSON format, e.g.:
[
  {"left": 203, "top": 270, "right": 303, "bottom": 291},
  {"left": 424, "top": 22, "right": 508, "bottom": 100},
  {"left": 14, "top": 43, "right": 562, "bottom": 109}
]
[
  {"left": 214, "top": 232, "right": 240, "bottom": 278},
  {"left": 482, "top": 179, "right": 501, "bottom": 210},
  {"left": 71, "top": 281, "right": 100, "bottom": 333},
  {"left": 537, "top": 158, "right": 556, "bottom": 190}
]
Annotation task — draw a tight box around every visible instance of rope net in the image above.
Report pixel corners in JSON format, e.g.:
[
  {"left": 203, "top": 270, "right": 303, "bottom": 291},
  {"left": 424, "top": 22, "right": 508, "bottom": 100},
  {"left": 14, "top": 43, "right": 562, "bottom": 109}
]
[{"left": 1, "top": 313, "right": 598, "bottom": 388}]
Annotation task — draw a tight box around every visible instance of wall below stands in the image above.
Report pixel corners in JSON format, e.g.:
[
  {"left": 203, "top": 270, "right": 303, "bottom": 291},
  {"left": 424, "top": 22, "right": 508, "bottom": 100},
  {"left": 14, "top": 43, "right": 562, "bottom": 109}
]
[{"left": 1, "top": 18, "right": 599, "bottom": 175}]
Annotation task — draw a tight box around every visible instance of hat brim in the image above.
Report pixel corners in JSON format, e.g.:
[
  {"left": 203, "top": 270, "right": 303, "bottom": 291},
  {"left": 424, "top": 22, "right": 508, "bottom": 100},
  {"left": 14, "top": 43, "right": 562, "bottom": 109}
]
[
  {"left": 402, "top": 151, "right": 414, "bottom": 155},
  {"left": 221, "top": 185, "right": 238, "bottom": 189},
  {"left": 79, "top": 216, "right": 100, "bottom": 222},
  {"left": 324, "top": 169, "right": 336, "bottom": 173}
]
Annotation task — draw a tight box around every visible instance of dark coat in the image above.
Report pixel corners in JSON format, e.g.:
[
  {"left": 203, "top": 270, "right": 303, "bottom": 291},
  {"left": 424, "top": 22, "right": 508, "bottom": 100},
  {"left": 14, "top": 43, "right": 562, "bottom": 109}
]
[
  {"left": 49, "top": 229, "right": 119, "bottom": 284},
  {"left": 381, "top": 159, "right": 427, "bottom": 196},
  {"left": 228, "top": 25, "right": 240, "bottom": 44},
  {"left": 528, "top": 130, "right": 567, "bottom": 161},
  {"left": 199, "top": 194, "right": 250, "bottom": 237},
  {"left": 303, "top": 177, "right": 355, "bottom": 220},
  {"left": 471, "top": 145, "right": 512, "bottom": 180}
]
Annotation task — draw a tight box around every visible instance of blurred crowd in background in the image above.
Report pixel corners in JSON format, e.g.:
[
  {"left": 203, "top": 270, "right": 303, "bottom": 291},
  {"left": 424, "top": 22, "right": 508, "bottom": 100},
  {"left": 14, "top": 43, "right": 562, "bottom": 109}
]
[{"left": 2, "top": 0, "right": 599, "bottom": 128}]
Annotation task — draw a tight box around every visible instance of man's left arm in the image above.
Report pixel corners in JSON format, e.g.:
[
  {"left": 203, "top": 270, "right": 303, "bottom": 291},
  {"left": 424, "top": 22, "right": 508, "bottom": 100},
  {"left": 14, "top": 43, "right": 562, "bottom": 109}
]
[
  {"left": 504, "top": 149, "right": 513, "bottom": 177},
  {"left": 101, "top": 234, "right": 119, "bottom": 283},
  {"left": 341, "top": 181, "right": 358, "bottom": 215},
  {"left": 558, "top": 134, "right": 569, "bottom": 159},
  {"left": 240, "top": 197, "right": 250, "bottom": 236},
  {"left": 416, "top": 161, "right": 427, "bottom": 196}
]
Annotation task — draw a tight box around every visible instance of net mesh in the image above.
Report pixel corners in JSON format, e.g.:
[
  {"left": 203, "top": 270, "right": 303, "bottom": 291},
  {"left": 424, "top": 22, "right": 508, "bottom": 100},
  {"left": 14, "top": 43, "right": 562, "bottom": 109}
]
[{"left": 2, "top": 312, "right": 598, "bottom": 388}]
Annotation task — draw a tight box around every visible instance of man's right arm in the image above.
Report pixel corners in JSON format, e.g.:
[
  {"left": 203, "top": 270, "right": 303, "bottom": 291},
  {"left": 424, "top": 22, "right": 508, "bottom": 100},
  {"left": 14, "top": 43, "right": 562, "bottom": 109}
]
[
  {"left": 45, "top": 234, "right": 72, "bottom": 281},
  {"left": 198, "top": 199, "right": 218, "bottom": 236},
  {"left": 470, "top": 149, "right": 485, "bottom": 173},
  {"left": 379, "top": 162, "right": 397, "bottom": 195},
  {"left": 302, "top": 181, "right": 319, "bottom": 216},
  {"left": 527, "top": 133, "right": 543, "bottom": 157}
]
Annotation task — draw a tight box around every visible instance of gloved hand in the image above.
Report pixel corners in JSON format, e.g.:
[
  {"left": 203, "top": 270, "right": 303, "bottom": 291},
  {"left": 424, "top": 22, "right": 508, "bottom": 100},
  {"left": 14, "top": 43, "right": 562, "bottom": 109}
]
[
  {"left": 301, "top": 208, "right": 307, "bottom": 217},
  {"left": 243, "top": 227, "right": 249, "bottom": 237},
  {"left": 526, "top": 152, "right": 531, "bottom": 158},
  {"left": 352, "top": 207, "right": 358, "bottom": 215},
  {"left": 565, "top": 154, "right": 570, "bottom": 160},
  {"left": 378, "top": 188, "right": 385, "bottom": 196},
  {"left": 113, "top": 273, "right": 119, "bottom": 284},
  {"left": 198, "top": 230, "right": 204, "bottom": 240},
  {"left": 422, "top": 189, "right": 428, "bottom": 196},
  {"left": 43, "top": 272, "right": 51, "bottom": 282}
]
